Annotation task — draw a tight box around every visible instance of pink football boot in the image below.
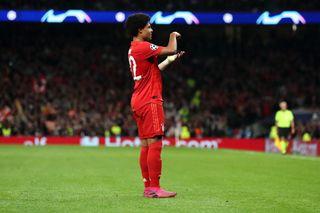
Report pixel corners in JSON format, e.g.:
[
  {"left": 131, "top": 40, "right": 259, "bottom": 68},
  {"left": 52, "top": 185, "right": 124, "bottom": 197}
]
[
  {"left": 144, "top": 187, "right": 177, "bottom": 198},
  {"left": 143, "top": 187, "right": 157, "bottom": 198}
]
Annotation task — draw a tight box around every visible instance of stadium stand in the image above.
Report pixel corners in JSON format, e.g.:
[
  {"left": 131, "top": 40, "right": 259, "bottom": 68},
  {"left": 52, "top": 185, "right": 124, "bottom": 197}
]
[{"left": 0, "top": 24, "right": 319, "bottom": 138}]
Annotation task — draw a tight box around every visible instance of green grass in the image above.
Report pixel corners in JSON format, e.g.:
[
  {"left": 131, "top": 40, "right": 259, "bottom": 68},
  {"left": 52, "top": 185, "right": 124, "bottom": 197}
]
[{"left": 0, "top": 146, "right": 319, "bottom": 213}]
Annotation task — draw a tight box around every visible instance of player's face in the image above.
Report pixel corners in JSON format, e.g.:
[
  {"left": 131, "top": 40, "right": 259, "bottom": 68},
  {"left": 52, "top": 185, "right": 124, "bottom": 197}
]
[
  {"left": 280, "top": 102, "right": 287, "bottom": 110},
  {"left": 140, "top": 23, "right": 153, "bottom": 41}
]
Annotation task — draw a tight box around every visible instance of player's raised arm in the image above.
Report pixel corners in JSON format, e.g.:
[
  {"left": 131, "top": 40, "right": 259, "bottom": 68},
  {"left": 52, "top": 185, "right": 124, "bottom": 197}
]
[
  {"left": 159, "top": 32, "right": 181, "bottom": 56},
  {"left": 158, "top": 51, "right": 185, "bottom": 71}
]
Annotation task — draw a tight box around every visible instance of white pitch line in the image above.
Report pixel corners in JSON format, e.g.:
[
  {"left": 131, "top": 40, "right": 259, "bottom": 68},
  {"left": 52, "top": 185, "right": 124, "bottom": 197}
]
[
  {"left": 285, "top": 155, "right": 320, "bottom": 161},
  {"left": 220, "top": 149, "right": 320, "bottom": 161}
]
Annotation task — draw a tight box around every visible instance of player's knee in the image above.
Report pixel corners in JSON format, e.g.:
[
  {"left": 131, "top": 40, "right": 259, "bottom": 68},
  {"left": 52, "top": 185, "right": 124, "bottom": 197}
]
[{"left": 146, "top": 136, "right": 162, "bottom": 144}]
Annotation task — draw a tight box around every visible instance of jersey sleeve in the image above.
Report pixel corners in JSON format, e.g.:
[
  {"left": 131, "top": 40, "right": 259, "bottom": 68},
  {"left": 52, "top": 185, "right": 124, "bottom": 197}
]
[
  {"left": 138, "top": 42, "right": 163, "bottom": 59},
  {"left": 289, "top": 111, "right": 294, "bottom": 121},
  {"left": 275, "top": 111, "right": 280, "bottom": 122}
]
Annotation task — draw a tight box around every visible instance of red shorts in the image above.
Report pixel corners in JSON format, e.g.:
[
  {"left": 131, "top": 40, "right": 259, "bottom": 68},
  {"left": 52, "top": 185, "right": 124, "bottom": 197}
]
[{"left": 132, "top": 103, "right": 165, "bottom": 139}]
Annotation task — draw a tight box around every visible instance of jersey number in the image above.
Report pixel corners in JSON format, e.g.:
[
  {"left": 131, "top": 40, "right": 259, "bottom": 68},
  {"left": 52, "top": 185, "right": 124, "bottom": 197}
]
[{"left": 129, "top": 56, "right": 142, "bottom": 81}]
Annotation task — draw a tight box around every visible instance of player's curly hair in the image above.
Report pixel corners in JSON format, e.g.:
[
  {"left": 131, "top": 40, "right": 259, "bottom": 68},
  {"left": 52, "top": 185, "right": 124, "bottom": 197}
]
[{"left": 125, "top": 13, "right": 150, "bottom": 37}]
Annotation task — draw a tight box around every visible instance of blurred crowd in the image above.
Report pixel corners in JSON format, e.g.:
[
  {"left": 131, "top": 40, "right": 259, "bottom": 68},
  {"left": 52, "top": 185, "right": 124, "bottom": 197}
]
[
  {"left": 1, "top": 0, "right": 320, "bottom": 11},
  {"left": 0, "top": 24, "right": 319, "bottom": 139}
]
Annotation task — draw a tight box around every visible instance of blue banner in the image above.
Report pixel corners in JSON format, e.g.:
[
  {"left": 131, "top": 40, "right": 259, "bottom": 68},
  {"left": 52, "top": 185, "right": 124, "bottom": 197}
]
[{"left": 0, "top": 10, "right": 319, "bottom": 25}]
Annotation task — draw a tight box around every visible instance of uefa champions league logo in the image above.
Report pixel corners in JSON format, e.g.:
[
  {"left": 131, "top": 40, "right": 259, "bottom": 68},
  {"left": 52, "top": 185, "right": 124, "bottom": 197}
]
[
  {"left": 41, "top": 10, "right": 92, "bottom": 23},
  {"left": 256, "top": 11, "right": 306, "bottom": 25},
  {"left": 150, "top": 11, "right": 200, "bottom": 25},
  {"left": 150, "top": 44, "right": 158, "bottom": 51}
]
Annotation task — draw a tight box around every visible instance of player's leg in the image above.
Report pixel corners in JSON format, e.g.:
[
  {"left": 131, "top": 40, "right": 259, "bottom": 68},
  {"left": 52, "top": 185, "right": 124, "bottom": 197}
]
[
  {"left": 146, "top": 136, "right": 162, "bottom": 188},
  {"left": 146, "top": 136, "right": 176, "bottom": 198},
  {"left": 137, "top": 103, "right": 176, "bottom": 198},
  {"left": 280, "top": 136, "right": 287, "bottom": 154},
  {"left": 140, "top": 139, "right": 155, "bottom": 197},
  {"left": 145, "top": 103, "right": 165, "bottom": 189},
  {"left": 140, "top": 139, "right": 150, "bottom": 187},
  {"left": 143, "top": 103, "right": 176, "bottom": 198},
  {"left": 274, "top": 136, "right": 282, "bottom": 152},
  {"left": 275, "top": 128, "right": 282, "bottom": 152},
  {"left": 278, "top": 128, "right": 288, "bottom": 154},
  {"left": 133, "top": 109, "right": 151, "bottom": 194},
  {"left": 279, "top": 128, "right": 290, "bottom": 154}
]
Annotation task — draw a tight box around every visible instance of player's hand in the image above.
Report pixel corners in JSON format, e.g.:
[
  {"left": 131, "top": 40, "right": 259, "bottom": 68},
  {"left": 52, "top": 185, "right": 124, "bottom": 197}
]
[
  {"left": 171, "top": 32, "right": 181, "bottom": 39},
  {"left": 167, "top": 51, "right": 185, "bottom": 62},
  {"left": 291, "top": 128, "right": 295, "bottom": 135}
]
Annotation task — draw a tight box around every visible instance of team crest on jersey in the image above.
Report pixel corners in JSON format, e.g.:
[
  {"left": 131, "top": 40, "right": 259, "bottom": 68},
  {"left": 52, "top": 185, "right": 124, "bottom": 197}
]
[{"left": 150, "top": 44, "right": 158, "bottom": 51}]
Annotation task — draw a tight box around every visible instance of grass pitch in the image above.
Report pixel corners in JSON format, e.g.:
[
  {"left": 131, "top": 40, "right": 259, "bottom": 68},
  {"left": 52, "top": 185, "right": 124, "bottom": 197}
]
[{"left": 0, "top": 145, "right": 319, "bottom": 213}]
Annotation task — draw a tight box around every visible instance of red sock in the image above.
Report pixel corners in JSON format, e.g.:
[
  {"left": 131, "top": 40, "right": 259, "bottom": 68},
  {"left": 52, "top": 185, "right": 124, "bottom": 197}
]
[
  {"left": 140, "top": 146, "right": 150, "bottom": 188},
  {"left": 147, "top": 141, "right": 162, "bottom": 188}
]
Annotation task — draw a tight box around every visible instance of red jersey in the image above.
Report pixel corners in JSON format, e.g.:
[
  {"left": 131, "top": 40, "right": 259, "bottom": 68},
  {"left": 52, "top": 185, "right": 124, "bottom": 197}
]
[{"left": 128, "top": 41, "right": 164, "bottom": 111}]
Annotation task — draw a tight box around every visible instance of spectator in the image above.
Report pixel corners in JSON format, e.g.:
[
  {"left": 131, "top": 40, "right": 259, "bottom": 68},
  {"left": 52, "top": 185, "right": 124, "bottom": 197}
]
[{"left": 0, "top": 24, "right": 319, "bottom": 138}]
